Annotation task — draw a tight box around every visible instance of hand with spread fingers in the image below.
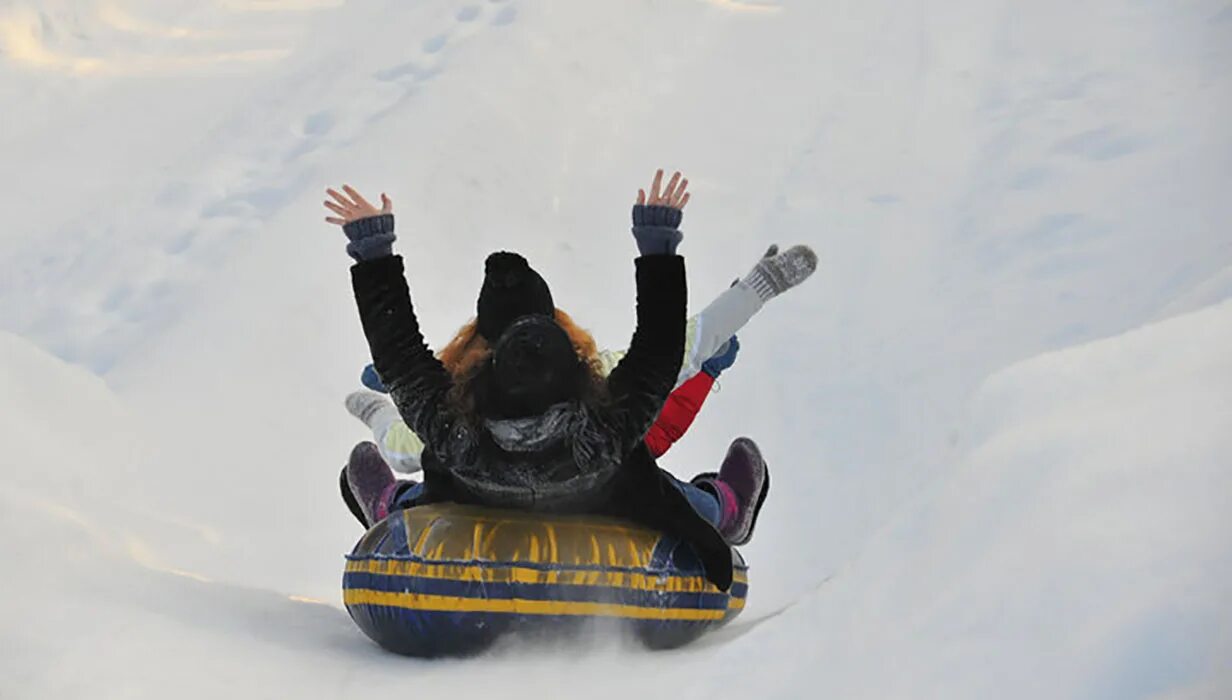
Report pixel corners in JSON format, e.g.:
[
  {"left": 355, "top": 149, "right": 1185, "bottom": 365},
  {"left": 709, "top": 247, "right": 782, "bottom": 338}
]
[
  {"left": 631, "top": 169, "right": 691, "bottom": 256},
  {"left": 636, "top": 169, "right": 691, "bottom": 210},
  {"left": 324, "top": 185, "right": 393, "bottom": 226},
  {"left": 324, "top": 184, "right": 397, "bottom": 262}
]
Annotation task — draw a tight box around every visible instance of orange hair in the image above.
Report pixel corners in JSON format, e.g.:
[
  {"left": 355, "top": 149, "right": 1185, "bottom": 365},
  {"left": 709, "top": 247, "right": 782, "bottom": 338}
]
[
  {"left": 437, "top": 319, "right": 490, "bottom": 380},
  {"left": 553, "top": 308, "right": 602, "bottom": 372},
  {"left": 436, "top": 308, "right": 601, "bottom": 380},
  {"left": 437, "top": 309, "right": 606, "bottom": 424}
]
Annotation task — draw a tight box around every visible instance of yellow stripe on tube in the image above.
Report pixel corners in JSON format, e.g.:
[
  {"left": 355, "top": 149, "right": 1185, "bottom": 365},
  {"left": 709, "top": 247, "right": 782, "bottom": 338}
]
[
  {"left": 345, "top": 558, "right": 747, "bottom": 594},
  {"left": 344, "top": 589, "right": 729, "bottom": 621},
  {"left": 398, "top": 505, "right": 660, "bottom": 569}
]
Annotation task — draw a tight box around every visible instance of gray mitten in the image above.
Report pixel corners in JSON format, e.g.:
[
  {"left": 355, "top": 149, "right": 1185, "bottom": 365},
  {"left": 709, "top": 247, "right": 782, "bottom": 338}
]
[{"left": 739, "top": 244, "right": 818, "bottom": 302}]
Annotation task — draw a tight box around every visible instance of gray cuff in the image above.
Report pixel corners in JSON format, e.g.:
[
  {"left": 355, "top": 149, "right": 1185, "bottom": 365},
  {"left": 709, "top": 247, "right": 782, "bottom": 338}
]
[
  {"left": 343, "top": 214, "right": 396, "bottom": 262},
  {"left": 632, "top": 205, "right": 682, "bottom": 228},
  {"left": 631, "top": 205, "right": 683, "bottom": 256},
  {"left": 631, "top": 226, "right": 683, "bottom": 255}
]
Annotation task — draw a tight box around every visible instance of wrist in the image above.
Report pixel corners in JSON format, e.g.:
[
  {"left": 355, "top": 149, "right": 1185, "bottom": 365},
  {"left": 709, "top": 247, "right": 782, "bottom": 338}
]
[
  {"left": 346, "top": 236, "right": 395, "bottom": 262},
  {"left": 632, "top": 205, "right": 682, "bottom": 229},
  {"left": 632, "top": 226, "right": 683, "bottom": 256},
  {"left": 343, "top": 213, "right": 395, "bottom": 240},
  {"left": 343, "top": 214, "right": 396, "bottom": 262},
  {"left": 631, "top": 205, "right": 683, "bottom": 255}
]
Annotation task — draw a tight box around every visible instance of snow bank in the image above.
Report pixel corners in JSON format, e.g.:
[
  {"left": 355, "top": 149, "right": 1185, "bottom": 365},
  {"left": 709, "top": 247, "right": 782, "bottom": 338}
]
[
  {"left": 0, "top": 330, "right": 137, "bottom": 494},
  {"left": 6, "top": 299, "right": 1225, "bottom": 699},
  {"left": 709, "top": 301, "right": 1232, "bottom": 698},
  {"left": 0, "top": 324, "right": 374, "bottom": 699}
]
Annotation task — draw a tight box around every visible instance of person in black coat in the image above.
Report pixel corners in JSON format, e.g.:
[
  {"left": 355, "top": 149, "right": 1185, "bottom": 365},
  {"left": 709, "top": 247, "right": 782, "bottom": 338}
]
[{"left": 323, "top": 171, "right": 768, "bottom": 591}]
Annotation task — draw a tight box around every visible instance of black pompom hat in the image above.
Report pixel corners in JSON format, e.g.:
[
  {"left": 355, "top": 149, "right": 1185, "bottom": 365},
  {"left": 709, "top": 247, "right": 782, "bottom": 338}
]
[{"left": 477, "top": 252, "right": 555, "bottom": 342}]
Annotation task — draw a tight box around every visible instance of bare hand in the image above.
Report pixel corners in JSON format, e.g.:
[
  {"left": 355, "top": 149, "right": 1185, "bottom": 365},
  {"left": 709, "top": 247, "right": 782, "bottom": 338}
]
[
  {"left": 324, "top": 185, "right": 392, "bottom": 226},
  {"left": 636, "top": 169, "right": 690, "bottom": 210}
]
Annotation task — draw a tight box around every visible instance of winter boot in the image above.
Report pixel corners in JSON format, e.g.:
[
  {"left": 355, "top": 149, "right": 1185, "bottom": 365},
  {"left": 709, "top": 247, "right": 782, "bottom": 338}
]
[
  {"left": 344, "top": 441, "right": 398, "bottom": 528},
  {"left": 346, "top": 390, "right": 424, "bottom": 475},
  {"left": 691, "top": 437, "right": 770, "bottom": 546},
  {"left": 738, "top": 244, "right": 818, "bottom": 303},
  {"left": 345, "top": 390, "right": 400, "bottom": 431}
]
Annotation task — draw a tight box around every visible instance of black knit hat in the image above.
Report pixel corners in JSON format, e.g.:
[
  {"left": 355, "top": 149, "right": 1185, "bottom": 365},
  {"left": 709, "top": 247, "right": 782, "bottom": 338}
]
[{"left": 477, "top": 252, "right": 555, "bottom": 342}]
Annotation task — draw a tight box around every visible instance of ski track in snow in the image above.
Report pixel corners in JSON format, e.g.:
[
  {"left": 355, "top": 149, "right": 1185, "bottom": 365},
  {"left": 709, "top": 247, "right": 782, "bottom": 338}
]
[{"left": 0, "top": 0, "right": 522, "bottom": 372}]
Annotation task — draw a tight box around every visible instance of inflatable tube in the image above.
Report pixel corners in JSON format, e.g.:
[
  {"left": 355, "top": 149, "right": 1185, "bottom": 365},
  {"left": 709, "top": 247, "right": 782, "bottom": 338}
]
[{"left": 343, "top": 503, "right": 748, "bottom": 656}]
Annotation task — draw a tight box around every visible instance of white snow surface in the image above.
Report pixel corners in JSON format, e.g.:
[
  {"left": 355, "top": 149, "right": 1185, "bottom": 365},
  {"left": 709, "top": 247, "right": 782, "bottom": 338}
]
[{"left": 1, "top": 1, "right": 1229, "bottom": 698}]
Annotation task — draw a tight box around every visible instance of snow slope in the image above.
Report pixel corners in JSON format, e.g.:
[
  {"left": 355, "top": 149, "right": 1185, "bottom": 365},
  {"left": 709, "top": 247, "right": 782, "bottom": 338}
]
[
  {"left": 708, "top": 300, "right": 1232, "bottom": 699},
  {"left": 1, "top": 0, "right": 1229, "bottom": 697}
]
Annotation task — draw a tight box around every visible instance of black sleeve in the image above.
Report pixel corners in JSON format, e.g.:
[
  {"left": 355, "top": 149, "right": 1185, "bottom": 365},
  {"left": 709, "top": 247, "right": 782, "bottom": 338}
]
[
  {"left": 350, "top": 255, "right": 456, "bottom": 453},
  {"left": 605, "top": 255, "right": 687, "bottom": 452}
]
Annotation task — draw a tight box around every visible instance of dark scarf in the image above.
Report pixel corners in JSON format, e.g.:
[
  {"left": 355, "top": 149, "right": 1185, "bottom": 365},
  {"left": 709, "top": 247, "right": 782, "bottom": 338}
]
[{"left": 483, "top": 400, "right": 608, "bottom": 469}]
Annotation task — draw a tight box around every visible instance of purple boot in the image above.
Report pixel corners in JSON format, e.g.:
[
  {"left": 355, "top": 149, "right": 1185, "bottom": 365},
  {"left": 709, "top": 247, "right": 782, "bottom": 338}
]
[
  {"left": 692, "top": 437, "right": 770, "bottom": 546},
  {"left": 345, "top": 442, "right": 398, "bottom": 527}
]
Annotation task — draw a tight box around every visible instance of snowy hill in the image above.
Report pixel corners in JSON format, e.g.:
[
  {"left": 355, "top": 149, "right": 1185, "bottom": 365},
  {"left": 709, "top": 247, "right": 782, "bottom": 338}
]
[{"left": 1, "top": 1, "right": 1229, "bottom": 698}]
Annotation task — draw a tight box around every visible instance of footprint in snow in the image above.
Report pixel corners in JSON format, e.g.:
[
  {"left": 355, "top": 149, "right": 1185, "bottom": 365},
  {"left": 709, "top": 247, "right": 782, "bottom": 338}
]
[
  {"left": 302, "top": 111, "right": 335, "bottom": 136},
  {"left": 374, "top": 61, "right": 420, "bottom": 82},
  {"left": 423, "top": 34, "right": 448, "bottom": 54},
  {"left": 1053, "top": 127, "right": 1140, "bottom": 162},
  {"left": 492, "top": 5, "right": 517, "bottom": 25}
]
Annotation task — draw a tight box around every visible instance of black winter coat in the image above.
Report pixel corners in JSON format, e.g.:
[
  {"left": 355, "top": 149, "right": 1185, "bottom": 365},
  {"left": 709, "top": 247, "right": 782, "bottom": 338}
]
[{"left": 350, "top": 254, "right": 734, "bottom": 590}]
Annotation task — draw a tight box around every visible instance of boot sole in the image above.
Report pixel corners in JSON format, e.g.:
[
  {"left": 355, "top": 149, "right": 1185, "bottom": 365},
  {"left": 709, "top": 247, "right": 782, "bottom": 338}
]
[
  {"left": 340, "top": 467, "right": 369, "bottom": 528},
  {"left": 723, "top": 437, "right": 770, "bottom": 546}
]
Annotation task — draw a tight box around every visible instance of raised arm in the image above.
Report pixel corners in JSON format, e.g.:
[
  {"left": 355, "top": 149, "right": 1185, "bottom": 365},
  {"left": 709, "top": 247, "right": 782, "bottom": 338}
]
[
  {"left": 325, "top": 186, "right": 457, "bottom": 455},
  {"left": 605, "top": 170, "right": 692, "bottom": 451},
  {"left": 642, "top": 335, "right": 739, "bottom": 457},
  {"left": 643, "top": 372, "right": 713, "bottom": 457}
]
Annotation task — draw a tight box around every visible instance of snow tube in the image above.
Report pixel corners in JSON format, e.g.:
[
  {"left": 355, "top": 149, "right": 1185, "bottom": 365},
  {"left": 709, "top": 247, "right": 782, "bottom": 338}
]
[{"left": 343, "top": 503, "right": 748, "bottom": 656}]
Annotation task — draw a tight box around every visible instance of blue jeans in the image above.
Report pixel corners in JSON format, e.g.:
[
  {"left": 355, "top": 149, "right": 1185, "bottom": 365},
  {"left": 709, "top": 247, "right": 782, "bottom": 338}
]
[
  {"left": 391, "top": 480, "right": 426, "bottom": 511},
  {"left": 389, "top": 473, "right": 721, "bottom": 527},
  {"left": 667, "top": 474, "right": 722, "bottom": 527}
]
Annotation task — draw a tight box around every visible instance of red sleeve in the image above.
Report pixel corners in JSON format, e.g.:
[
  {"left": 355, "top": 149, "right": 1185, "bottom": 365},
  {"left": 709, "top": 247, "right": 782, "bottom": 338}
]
[{"left": 643, "top": 372, "right": 716, "bottom": 458}]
